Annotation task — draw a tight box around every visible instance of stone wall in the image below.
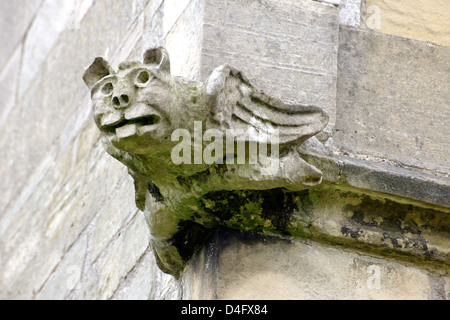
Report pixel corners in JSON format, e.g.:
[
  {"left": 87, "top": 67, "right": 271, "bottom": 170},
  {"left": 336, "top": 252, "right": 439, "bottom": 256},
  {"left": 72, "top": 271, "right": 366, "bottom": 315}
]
[
  {"left": 0, "top": 0, "right": 448, "bottom": 300},
  {"left": 186, "top": 230, "right": 449, "bottom": 300},
  {"left": 0, "top": 0, "right": 183, "bottom": 300}
]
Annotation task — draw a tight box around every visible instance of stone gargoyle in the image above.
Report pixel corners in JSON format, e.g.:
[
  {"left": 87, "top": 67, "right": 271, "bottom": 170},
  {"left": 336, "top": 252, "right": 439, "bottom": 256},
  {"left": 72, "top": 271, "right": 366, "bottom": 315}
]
[{"left": 83, "top": 47, "right": 329, "bottom": 277}]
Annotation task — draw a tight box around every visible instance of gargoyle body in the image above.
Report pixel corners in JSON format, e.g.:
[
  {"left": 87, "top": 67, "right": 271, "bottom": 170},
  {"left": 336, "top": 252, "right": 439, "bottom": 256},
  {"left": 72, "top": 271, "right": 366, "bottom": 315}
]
[{"left": 83, "top": 47, "right": 329, "bottom": 277}]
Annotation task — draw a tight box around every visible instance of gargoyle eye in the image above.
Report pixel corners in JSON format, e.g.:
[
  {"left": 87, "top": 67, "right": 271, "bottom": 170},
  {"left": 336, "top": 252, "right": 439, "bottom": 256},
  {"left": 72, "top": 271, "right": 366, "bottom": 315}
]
[
  {"left": 135, "top": 71, "right": 151, "bottom": 86},
  {"left": 101, "top": 82, "right": 114, "bottom": 95}
]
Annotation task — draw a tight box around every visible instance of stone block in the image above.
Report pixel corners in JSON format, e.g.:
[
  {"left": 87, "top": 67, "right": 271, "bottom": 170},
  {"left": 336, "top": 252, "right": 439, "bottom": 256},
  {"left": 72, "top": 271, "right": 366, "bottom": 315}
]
[
  {"left": 0, "top": 0, "right": 147, "bottom": 217},
  {"left": 142, "top": 0, "right": 164, "bottom": 48},
  {"left": 201, "top": 0, "right": 339, "bottom": 138},
  {"left": 0, "top": 46, "right": 21, "bottom": 128},
  {"left": 18, "top": 0, "right": 87, "bottom": 98},
  {"left": 35, "top": 235, "right": 87, "bottom": 300},
  {"left": 300, "top": 151, "right": 450, "bottom": 209},
  {"left": 164, "top": 0, "right": 204, "bottom": 79},
  {"left": 446, "top": 278, "right": 450, "bottom": 300},
  {"left": 91, "top": 176, "right": 139, "bottom": 262},
  {"left": 334, "top": 27, "right": 450, "bottom": 176},
  {"left": 96, "top": 213, "right": 150, "bottom": 299},
  {"left": 208, "top": 230, "right": 444, "bottom": 300},
  {"left": 364, "top": 0, "right": 450, "bottom": 46},
  {"left": 163, "top": 0, "right": 192, "bottom": 37},
  {"left": 112, "top": 250, "right": 181, "bottom": 300},
  {"left": 0, "top": 0, "right": 41, "bottom": 70},
  {"left": 339, "top": 0, "right": 361, "bottom": 27},
  {"left": 0, "top": 111, "right": 126, "bottom": 299}
]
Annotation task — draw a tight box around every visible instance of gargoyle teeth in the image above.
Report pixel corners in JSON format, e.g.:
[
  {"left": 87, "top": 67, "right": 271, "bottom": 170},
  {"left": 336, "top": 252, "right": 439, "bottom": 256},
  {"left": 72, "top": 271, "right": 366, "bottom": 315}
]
[
  {"left": 116, "top": 123, "right": 137, "bottom": 139},
  {"left": 106, "top": 114, "right": 161, "bottom": 138},
  {"left": 100, "top": 112, "right": 123, "bottom": 128}
]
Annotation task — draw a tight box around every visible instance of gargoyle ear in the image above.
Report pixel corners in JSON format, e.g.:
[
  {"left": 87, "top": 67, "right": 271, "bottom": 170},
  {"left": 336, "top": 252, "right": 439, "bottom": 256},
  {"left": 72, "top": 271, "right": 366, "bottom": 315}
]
[
  {"left": 143, "top": 47, "right": 170, "bottom": 73},
  {"left": 83, "top": 57, "right": 115, "bottom": 89}
]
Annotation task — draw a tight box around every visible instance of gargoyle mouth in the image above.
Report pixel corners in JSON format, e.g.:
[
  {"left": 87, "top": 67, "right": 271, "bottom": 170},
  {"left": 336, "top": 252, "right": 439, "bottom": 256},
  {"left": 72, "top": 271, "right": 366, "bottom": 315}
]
[{"left": 104, "top": 114, "right": 161, "bottom": 138}]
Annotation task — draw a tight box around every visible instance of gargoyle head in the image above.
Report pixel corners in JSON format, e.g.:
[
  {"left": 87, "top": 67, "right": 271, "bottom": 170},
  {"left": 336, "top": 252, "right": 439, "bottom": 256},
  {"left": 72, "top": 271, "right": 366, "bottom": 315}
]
[{"left": 83, "top": 47, "right": 176, "bottom": 155}]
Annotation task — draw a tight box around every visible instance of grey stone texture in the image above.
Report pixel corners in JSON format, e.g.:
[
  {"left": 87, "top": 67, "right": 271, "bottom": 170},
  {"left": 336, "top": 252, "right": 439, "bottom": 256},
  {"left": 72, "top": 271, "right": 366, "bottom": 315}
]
[
  {"left": 0, "top": 0, "right": 181, "bottom": 300},
  {"left": 334, "top": 27, "right": 450, "bottom": 177},
  {"left": 201, "top": 0, "right": 340, "bottom": 139},
  {"left": 299, "top": 149, "right": 450, "bottom": 209},
  {"left": 339, "top": 0, "right": 362, "bottom": 27},
  {"left": 0, "top": 0, "right": 42, "bottom": 70},
  {"left": 187, "top": 230, "right": 448, "bottom": 300}
]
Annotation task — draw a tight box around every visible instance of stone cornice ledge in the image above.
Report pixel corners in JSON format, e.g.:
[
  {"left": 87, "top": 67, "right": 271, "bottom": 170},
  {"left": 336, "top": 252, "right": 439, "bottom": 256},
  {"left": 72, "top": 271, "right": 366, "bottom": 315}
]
[
  {"left": 297, "top": 146, "right": 449, "bottom": 273},
  {"left": 299, "top": 149, "right": 450, "bottom": 212}
]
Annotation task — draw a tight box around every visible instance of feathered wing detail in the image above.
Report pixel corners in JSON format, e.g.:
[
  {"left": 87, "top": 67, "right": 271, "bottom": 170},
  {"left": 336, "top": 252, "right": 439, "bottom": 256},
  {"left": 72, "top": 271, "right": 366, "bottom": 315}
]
[{"left": 205, "top": 65, "right": 329, "bottom": 148}]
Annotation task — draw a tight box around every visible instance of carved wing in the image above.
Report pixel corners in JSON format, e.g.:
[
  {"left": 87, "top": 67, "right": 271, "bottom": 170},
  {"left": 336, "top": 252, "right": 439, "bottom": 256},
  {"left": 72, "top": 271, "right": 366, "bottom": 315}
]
[{"left": 205, "top": 65, "right": 329, "bottom": 148}]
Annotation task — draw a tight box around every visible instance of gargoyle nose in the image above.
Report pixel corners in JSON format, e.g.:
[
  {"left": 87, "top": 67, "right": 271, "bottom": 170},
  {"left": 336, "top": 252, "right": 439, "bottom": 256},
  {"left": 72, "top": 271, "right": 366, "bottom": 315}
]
[{"left": 112, "top": 93, "right": 130, "bottom": 109}]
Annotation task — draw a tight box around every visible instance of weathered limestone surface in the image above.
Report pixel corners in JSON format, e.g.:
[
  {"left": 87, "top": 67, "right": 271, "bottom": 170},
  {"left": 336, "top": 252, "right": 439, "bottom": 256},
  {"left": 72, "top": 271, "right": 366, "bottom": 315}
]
[
  {"left": 339, "top": 0, "right": 362, "bottom": 27},
  {"left": 0, "top": 47, "right": 21, "bottom": 129},
  {"left": 0, "top": 0, "right": 145, "bottom": 215},
  {"left": 201, "top": 0, "right": 340, "bottom": 139},
  {"left": 0, "top": 0, "right": 42, "bottom": 70},
  {"left": 300, "top": 150, "right": 450, "bottom": 209},
  {"left": 334, "top": 27, "right": 450, "bottom": 176},
  {"left": 0, "top": 0, "right": 186, "bottom": 300},
  {"left": 164, "top": 0, "right": 204, "bottom": 80},
  {"left": 364, "top": 0, "right": 450, "bottom": 46},
  {"left": 192, "top": 230, "right": 449, "bottom": 300}
]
